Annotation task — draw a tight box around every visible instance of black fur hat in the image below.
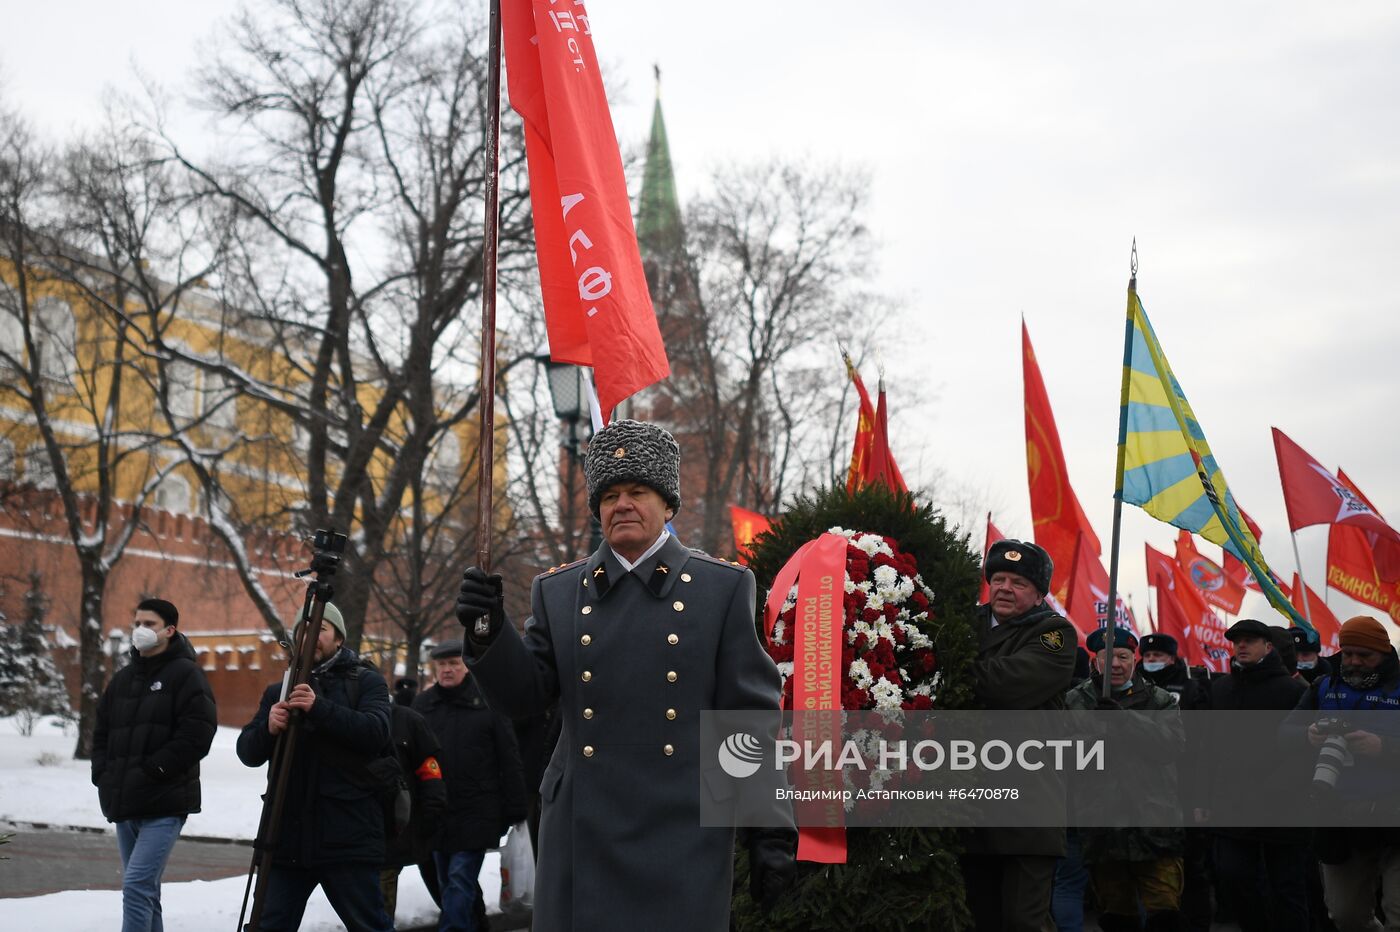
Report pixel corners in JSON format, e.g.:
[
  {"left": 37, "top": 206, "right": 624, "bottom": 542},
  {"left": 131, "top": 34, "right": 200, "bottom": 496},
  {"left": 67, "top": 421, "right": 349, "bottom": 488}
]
[
  {"left": 983, "top": 539, "right": 1054, "bottom": 595},
  {"left": 585, "top": 419, "right": 682, "bottom": 518}
]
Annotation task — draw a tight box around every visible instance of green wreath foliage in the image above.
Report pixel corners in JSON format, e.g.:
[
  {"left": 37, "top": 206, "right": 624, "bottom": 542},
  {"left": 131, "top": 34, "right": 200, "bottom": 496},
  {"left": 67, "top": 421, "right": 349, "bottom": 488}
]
[{"left": 733, "top": 484, "right": 983, "bottom": 931}]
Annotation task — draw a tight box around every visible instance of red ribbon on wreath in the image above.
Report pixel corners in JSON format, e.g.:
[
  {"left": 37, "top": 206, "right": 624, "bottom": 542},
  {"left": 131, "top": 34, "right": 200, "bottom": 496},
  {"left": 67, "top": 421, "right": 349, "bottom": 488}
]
[{"left": 764, "top": 532, "right": 849, "bottom": 864}]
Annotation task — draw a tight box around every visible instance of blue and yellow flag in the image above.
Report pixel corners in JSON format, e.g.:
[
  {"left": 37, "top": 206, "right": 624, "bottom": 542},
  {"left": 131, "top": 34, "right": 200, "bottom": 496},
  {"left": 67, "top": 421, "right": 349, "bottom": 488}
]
[{"left": 1116, "top": 282, "right": 1308, "bottom": 629}]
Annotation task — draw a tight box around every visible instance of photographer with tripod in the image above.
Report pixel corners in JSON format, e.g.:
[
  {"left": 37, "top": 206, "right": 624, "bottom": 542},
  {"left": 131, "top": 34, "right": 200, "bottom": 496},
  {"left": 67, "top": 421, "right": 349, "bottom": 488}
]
[
  {"left": 1284, "top": 615, "right": 1400, "bottom": 931},
  {"left": 236, "top": 595, "right": 394, "bottom": 931}
]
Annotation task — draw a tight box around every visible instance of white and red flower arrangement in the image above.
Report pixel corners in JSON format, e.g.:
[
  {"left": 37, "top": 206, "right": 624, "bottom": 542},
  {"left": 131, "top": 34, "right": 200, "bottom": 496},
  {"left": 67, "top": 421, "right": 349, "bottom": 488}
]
[{"left": 765, "top": 527, "right": 941, "bottom": 712}]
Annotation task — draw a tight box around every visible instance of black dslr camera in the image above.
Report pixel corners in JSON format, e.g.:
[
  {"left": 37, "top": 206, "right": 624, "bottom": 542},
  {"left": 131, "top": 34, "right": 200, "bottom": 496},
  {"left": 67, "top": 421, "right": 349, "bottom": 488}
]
[{"left": 1312, "top": 716, "right": 1356, "bottom": 793}]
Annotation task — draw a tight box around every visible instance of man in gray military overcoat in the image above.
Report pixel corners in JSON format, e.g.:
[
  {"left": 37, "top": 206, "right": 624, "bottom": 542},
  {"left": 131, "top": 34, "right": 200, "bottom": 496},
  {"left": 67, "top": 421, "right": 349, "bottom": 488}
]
[{"left": 455, "top": 419, "right": 795, "bottom": 931}]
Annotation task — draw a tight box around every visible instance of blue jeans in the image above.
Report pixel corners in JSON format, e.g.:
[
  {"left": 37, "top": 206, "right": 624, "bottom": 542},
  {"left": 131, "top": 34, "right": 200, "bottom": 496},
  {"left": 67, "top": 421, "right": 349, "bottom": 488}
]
[
  {"left": 434, "top": 849, "right": 487, "bottom": 932},
  {"left": 1052, "top": 829, "right": 1088, "bottom": 932},
  {"left": 115, "top": 815, "right": 185, "bottom": 932},
  {"left": 258, "top": 863, "right": 394, "bottom": 932}
]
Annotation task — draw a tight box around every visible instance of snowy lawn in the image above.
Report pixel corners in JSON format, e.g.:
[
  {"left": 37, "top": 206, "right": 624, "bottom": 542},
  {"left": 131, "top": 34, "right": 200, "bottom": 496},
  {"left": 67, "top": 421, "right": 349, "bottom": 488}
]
[{"left": 0, "top": 716, "right": 503, "bottom": 929}]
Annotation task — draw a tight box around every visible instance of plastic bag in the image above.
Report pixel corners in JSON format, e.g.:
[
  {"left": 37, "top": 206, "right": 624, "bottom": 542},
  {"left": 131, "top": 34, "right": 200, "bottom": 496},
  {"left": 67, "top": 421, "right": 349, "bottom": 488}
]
[{"left": 499, "top": 821, "right": 534, "bottom": 915}]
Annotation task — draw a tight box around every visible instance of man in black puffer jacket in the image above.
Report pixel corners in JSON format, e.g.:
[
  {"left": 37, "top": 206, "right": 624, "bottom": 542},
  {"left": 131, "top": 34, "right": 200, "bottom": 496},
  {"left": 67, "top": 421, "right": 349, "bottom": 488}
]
[
  {"left": 237, "top": 602, "right": 394, "bottom": 932},
  {"left": 414, "top": 640, "right": 527, "bottom": 932},
  {"left": 92, "top": 597, "right": 217, "bottom": 932},
  {"left": 1199, "top": 618, "right": 1310, "bottom": 932}
]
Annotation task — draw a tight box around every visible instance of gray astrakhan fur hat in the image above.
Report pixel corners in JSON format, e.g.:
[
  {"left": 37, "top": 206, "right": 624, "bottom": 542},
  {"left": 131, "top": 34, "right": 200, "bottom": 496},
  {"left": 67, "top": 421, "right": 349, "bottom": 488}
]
[{"left": 585, "top": 419, "right": 682, "bottom": 518}]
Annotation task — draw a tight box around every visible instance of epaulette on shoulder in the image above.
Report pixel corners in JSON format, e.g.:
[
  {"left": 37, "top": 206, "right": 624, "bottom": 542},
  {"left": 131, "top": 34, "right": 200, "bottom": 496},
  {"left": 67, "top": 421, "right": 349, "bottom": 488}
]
[
  {"left": 536, "top": 558, "right": 587, "bottom": 583},
  {"left": 686, "top": 549, "right": 748, "bottom": 572}
]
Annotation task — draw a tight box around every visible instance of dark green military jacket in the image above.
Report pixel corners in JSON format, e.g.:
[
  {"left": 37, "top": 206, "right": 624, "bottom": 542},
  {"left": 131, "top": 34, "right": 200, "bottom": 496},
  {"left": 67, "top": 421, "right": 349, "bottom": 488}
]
[
  {"left": 969, "top": 601, "right": 1079, "bottom": 855},
  {"left": 466, "top": 535, "right": 784, "bottom": 932},
  {"left": 1065, "top": 671, "right": 1186, "bottom": 862},
  {"left": 974, "top": 602, "right": 1078, "bottom": 710}
]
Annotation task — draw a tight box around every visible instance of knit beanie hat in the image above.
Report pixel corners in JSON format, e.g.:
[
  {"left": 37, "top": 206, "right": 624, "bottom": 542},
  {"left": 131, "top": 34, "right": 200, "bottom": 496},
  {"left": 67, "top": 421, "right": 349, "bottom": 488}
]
[
  {"left": 585, "top": 419, "right": 682, "bottom": 518},
  {"left": 319, "top": 602, "right": 346, "bottom": 640},
  {"left": 1339, "top": 616, "right": 1394, "bottom": 654}
]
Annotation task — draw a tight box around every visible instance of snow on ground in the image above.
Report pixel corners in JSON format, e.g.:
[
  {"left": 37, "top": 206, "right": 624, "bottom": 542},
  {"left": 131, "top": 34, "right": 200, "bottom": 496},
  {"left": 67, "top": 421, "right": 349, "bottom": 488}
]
[{"left": 0, "top": 716, "right": 503, "bottom": 929}]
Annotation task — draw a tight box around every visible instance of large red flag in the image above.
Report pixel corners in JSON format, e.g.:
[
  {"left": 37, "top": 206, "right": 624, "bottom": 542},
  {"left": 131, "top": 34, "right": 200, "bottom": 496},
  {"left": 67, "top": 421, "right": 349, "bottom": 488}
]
[
  {"left": 1273, "top": 429, "right": 1400, "bottom": 539},
  {"left": 866, "top": 380, "right": 909, "bottom": 493},
  {"left": 843, "top": 354, "right": 877, "bottom": 493},
  {"left": 1290, "top": 573, "right": 1343, "bottom": 653},
  {"left": 1146, "top": 543, "right": 1231, "bottom": 671},
  {"left": 730, "top": 505, "right": 772, "bottom": 566},
  {"left": 1146, "top": 544, "right": 1198, "bottom": 663},
  {"left": 502, "top": 1, "right": 669, "bottom": 418},
  {"left": 1023, "top": 322, "right": 1100, "bottom": 606},
  {"left": 1327, "top": 470, "right": 1400, "bottom": 624},
  {"left": 1175, "top": 530, "right": 1246, "bottom": 614},
  {"left": 1064, "top": 533, "right": 1132, "bottom": 639},
  {"left": 979, "top": 514, "right": 1006, "bottom": 604}
]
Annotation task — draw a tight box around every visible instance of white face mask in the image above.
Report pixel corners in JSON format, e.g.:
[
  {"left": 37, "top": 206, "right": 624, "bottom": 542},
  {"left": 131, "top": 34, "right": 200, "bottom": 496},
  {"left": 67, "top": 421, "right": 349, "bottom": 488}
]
[
  {"left": 1142, "top": 660, "right": 1168, "bottom": 673},
  {"left": 1296, "top": 660, "right": 1317, "bottom": 671},
  {"left": 131, "top": 625, "right": 163, "bottom": 652}
]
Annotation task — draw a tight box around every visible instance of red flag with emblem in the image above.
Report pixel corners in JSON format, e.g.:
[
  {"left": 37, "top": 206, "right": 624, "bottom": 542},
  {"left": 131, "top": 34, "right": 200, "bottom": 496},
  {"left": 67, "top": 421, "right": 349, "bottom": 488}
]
[
  {"left": 730, "top": 505, "right": 773, "bottom": 566},
  {"left": 1290, "top": 573, "right": 1343, "bottom": 653},
  {"left": 1327, "top": 470, "right": 1400, "bottom": 624},
  {"left": 502, "top": 0, "right": 669, "bottom": 419},
  {"left": 1175, "top": 530, "right": 1246, "bottom": 614},
  {"left": 1146, "top": 544, "right": 1230, "bottom": 671},
  {"left": 1023, "top": 322, "right": 1100, "bottom": 607}
]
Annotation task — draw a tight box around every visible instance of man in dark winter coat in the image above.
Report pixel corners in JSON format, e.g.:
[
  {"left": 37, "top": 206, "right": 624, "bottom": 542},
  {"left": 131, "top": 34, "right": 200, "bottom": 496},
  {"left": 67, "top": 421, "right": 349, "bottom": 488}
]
[
  {"left": 962, "top": 538, "right": 1078, "bottom": 932},
  {"left": 236, "top": 602, "right": 394, "bottom": 932},
  {"left": 1289, "top": 626, "right": 1329, "bottom": 684},
  {"left": 455, "top": 419, "right": 796, "bottom": 932},
  {"left": 414, "top": 640, "right": 526, "bottom": 932},
  {"left": 92, "top": 598, "right": 217, "bottom": 932},
  {"left": 379, "top": 680, "right": 447, "bottom": 924},
  {"left": 1283, "top": 615, "right": 1400, "bottom": 931},
  {"left": 1140, "top": 633, "right": 1208, "bottom": 710},
  {"left": 1066, "top": 626, "right": 1186, "bottom": 932},
  {"left": 1199, "top": 617, "right": 1310, "bottom": 932},
  {"left": 1137, "top": 632, "right": 1214, "bottom": 931}
]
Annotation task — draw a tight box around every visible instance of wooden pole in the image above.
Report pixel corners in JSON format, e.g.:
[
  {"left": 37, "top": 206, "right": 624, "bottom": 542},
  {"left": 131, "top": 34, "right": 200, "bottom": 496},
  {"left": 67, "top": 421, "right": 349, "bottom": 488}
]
[{"left": 475, "top": 0, "right": 503, "bottom": 573}]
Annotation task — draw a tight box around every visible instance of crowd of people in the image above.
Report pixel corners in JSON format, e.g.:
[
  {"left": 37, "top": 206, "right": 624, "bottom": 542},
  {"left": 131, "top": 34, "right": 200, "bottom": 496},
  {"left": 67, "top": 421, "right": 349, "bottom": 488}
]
[
  {"left": 85, "top": 418, "right": 1399, "bottom": 931},
  {"left": 967, "top": 538, "right": 1400, "bottom": 932}
]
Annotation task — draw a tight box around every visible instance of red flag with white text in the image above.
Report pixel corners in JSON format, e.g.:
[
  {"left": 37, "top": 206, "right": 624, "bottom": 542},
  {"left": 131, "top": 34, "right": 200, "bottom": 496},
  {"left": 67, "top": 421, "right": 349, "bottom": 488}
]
[
  {"left": 1064, "top": 532, "right": 1132, "bottom": 639},
  {"left": 502, "top": 0, "right": 669, "bottom": 418},
  {"left": 1327, "top": 470, "right": 1400, "bottom": 624},
  {"left": 1023, "top": 322, "right": 1101, "bottom": 607}
]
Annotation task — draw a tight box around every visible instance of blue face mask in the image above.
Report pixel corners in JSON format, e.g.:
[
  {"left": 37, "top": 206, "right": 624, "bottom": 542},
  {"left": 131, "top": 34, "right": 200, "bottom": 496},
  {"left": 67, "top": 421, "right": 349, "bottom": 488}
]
[
  {"left": 1296, "top": 660, "right": 1317, "bottom": 671},
  {"left": 1142, "top": 660, "right": 1168, "bottom": 673}
]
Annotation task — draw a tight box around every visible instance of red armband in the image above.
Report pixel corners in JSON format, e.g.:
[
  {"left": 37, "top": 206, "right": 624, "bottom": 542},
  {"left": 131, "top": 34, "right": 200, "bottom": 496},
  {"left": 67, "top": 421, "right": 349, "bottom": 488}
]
[{"left": 416, "top": 756, "right": 443, "bottom": 781}]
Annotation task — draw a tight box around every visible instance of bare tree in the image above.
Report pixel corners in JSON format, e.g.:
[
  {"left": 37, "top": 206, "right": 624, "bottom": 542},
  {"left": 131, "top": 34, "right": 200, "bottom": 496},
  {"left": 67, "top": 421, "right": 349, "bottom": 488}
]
[
  {"left": 640, "top": 161, "right": 893, "bottom": 553},
  {"left": 134, "top": 0, "right": 538, "bottom": 646},
  {"left": 0, "top": 106, "right": 217, "bottom": 757}
]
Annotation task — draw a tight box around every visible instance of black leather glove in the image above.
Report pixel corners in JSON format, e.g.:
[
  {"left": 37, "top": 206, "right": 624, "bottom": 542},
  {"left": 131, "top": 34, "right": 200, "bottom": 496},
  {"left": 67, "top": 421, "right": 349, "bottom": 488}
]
[
  {"left": 748, "top": 829, "right": 797, "bottom": 912},
  {"left": 457, "top": 566, "right": 505, "bottom": 643}
]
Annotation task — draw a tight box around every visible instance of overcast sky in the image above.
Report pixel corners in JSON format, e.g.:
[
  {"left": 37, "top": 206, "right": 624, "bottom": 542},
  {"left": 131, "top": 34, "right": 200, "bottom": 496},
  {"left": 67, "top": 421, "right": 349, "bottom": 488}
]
[{"left": 4, "top": 0, "right": 1398, "bottom": 628}]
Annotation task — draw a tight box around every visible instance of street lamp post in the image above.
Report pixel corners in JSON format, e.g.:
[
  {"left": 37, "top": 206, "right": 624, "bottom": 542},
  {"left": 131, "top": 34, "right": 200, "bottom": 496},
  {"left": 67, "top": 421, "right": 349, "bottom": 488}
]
[{"left": 535, "top": 351, "right": 603, "bottom": 553}]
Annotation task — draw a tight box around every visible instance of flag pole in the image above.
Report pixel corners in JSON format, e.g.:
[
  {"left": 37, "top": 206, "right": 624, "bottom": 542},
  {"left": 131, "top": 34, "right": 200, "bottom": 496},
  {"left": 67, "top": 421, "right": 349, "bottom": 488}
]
[
  {"left": 474, "top": 0, "right": 503, "bottom": 572},
  {"left": 1102, "top": 241, "right": 1138, "bottom": 701},
  {"left": 1289, "top": 530, "right": 1314, "bottom": 624}
]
